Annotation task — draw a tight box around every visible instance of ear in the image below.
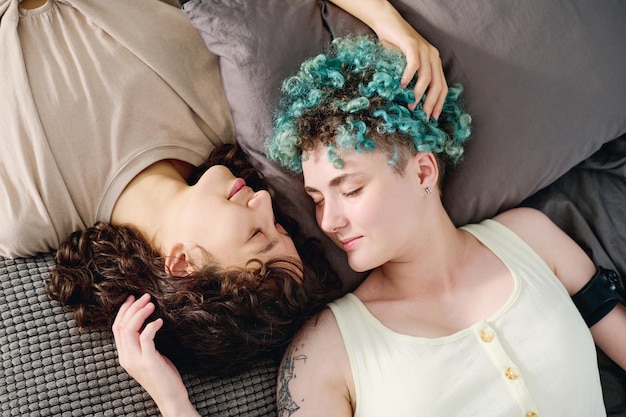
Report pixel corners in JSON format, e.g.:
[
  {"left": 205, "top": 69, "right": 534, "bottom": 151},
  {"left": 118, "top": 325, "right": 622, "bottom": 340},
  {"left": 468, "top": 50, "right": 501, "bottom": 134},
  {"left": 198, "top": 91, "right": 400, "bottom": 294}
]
[
  {"left": 409, "top": 152, "right": 440, "bottom": 189},
  {"left": 164, "top": 242, "right": 195, "bottom": 277}
]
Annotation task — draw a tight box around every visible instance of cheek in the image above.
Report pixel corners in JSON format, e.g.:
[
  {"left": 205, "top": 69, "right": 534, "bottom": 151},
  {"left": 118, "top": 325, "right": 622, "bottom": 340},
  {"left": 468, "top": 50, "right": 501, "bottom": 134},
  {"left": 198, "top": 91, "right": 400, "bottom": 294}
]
[
  {"left": 355, "top": 188, "right": 387, "bottom": 219},
  {"left": 357, "top": 191, "right": 411, "bottom": 233},
  {"left": 360, "top": 204, "right": 386, "bottom": 227},
  {"left": 190, "top": 212, "right": 241, "bottom": 252}
]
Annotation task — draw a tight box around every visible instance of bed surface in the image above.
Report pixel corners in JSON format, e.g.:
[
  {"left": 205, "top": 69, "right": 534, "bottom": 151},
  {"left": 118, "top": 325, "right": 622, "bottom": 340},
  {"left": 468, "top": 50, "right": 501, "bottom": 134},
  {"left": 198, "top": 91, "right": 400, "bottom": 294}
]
[{"left": 2, "top": 0, "right": 625, "bottom": 415}]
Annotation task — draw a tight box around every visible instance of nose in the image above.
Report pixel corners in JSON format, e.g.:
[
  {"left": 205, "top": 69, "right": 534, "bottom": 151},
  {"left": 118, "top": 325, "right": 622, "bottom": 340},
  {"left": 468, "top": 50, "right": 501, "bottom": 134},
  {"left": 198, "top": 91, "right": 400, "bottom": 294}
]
[
  {"left": 247, "top": 190, "right": 276, "bottom": 224},
  {"left": 247, "top": 189, "right": 272, "bottom": 210},
  {"left": 318, "top": 197, "right": 347, "bottom": 234},
  {"left": 247, "top": 190, "right": 284, "bottom": 236}
]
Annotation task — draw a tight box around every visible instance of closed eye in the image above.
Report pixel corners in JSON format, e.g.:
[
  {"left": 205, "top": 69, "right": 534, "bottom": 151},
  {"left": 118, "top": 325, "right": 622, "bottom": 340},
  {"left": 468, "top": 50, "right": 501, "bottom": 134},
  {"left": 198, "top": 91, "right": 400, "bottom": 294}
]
[
  {"left": 249, "top": 228, "right": 278, "bottom": 255},
  {"left": 344, "top": 187, "right": 362, "bottom": 197}
]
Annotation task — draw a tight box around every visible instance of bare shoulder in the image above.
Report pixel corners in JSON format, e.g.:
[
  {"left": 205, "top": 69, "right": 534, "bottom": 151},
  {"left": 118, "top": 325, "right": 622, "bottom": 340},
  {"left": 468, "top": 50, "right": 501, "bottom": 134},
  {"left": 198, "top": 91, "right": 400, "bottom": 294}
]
[
  {"left": 492, "top": 207, "right": 553, "bottom": 232},
  {"left": 277, "top": 308, "right": 353, "bottom": 417},
  {"left": 492, "top": 207, "right": 581, "bottom": 258},
  {"left": 493, "top": 207, "right": 595, "bottom": 294}
]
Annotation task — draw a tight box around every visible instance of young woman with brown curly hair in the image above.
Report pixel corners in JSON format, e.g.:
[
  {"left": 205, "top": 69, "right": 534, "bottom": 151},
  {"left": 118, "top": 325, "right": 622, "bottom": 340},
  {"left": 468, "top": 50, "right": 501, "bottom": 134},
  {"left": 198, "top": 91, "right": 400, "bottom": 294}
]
[{"left": 47, "top": 143, "right": 343, "bottom": 377}]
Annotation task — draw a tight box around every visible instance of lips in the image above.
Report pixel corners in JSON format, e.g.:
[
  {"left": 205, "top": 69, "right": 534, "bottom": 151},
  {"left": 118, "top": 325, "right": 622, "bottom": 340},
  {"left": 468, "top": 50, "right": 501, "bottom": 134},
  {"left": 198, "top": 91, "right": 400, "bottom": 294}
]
[
  {"left": 228, "top": 178, "right": 247, "bottom": 199},
  {"left": 339, "top": 236, "right": 361, "bottom": 251}
]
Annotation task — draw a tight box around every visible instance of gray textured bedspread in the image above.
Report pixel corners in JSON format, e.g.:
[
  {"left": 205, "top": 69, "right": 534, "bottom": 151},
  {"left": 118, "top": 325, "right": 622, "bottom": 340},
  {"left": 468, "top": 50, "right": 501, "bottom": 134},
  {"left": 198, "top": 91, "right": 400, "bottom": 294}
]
[{"left": 0, "top": 254, "right": 278, "bottom": 416}]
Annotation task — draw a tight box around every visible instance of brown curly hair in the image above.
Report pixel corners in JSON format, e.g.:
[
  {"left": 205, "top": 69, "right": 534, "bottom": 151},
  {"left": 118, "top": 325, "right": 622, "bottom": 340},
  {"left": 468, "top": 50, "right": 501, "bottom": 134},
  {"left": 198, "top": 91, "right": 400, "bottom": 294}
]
[{"left": 46, "top": 144, "right": 342, "bottom": 377}]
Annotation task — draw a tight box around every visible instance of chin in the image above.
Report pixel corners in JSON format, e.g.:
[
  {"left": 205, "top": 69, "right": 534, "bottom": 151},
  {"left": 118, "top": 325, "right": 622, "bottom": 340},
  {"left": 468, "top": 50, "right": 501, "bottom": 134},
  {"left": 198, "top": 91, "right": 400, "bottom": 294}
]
[{"left": 347, "top": 259, "right": 374, "bottom": 273}]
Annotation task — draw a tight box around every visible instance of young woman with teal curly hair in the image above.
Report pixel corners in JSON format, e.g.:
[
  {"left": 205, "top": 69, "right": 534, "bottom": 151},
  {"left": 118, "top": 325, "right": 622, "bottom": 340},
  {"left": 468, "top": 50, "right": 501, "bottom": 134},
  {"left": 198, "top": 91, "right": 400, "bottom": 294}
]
[{"left": 265, "top": 35, "right": 625, "bottom": 416}]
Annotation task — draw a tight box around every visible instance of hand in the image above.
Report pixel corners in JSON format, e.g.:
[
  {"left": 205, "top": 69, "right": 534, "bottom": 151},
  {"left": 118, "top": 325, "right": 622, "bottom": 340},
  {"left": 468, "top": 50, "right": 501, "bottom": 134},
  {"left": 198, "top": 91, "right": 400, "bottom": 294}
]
[
  {"left": 371, "top": 8, "right": 448, "bottom": 119},
  {"left": 112, "top": 294, "right": 200, "bottom": 417},
  {"left": 329, "top": 0, "right": 448, "bottom": 119},
  {"left": 378, "top": 28, "right": 447, "bottom": 119}
]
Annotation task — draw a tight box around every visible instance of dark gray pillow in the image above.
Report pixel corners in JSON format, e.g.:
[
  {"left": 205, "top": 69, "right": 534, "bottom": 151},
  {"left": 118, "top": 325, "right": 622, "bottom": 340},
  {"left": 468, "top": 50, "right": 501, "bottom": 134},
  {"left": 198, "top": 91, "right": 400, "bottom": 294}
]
[
  {"left": 183, "top": 0, "right": 329, "bottom": 158},
  {"left": 324, "top": 0, "right": 626, "bottom": 225}
]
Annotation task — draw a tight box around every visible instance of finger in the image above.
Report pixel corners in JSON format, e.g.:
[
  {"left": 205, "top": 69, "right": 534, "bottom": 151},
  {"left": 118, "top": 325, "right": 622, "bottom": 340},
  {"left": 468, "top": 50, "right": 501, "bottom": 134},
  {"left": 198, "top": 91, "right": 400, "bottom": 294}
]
[
  {"left": 112, "top": 295, "right": 135, "bottom": 335},
  {"left": 412, "top": 66, "right": 431, "bottom": 111},
  {"left": 409, "top": 46, "right": 434, "bottom": 112},
  {"left": 113, "top": 297, "right": 144, "bottom": 368},
  {"left": 125, "top": 299, "right": 156, "bottom": 335},
  {"left": 421, "top": 62, "right": 447, "bottom": 119},
  {"left": 421, "top": 90, "right": 439, "bottom": 121},
  {"left": 429, "top": 67, "right": 448, "bottom": 120},
  {"left": 432, "top": 81, "right": 448, "bottom": 121},
  {"left": 139, "top": 318, "right": 164, "bottom": 354},
  {"left": 401, "top": 54, "right": 420, "bottom": 88},
  {"left": 118, "top": 293, "right": 151, "bottom": 325},
  {"left": 114, "top": 296, "right": 156, "bottom": 350}
]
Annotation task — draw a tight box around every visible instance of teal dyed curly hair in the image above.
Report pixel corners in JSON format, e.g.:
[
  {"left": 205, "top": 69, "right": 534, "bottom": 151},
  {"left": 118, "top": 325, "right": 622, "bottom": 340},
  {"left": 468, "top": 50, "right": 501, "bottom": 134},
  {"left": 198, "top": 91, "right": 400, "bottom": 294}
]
[{"left": 267, "top": 35, "right": 471, "bottom": 174}]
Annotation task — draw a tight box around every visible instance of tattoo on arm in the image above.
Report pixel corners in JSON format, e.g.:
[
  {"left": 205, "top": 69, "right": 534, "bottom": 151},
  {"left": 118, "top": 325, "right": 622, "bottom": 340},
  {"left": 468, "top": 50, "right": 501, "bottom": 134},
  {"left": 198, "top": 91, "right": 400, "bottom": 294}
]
[{"left": 277, "top": 343, "right": 308, "bottom": 417}]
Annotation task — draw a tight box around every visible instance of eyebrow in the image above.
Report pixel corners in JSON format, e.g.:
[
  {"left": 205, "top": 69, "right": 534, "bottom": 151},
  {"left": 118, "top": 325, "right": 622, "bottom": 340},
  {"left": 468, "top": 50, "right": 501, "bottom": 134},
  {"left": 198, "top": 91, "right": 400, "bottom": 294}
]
[{"left": 304, "top": 172, "right": 360, "bottom": 193}]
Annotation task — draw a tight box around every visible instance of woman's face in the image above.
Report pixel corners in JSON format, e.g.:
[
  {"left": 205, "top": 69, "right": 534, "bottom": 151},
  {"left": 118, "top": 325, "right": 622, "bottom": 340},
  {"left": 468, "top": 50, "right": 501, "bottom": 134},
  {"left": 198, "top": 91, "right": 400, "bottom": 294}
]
[
  {"left": 175, "top": 165, "right": 300, "bottom": 269},
  {"left": 302, "top": 146, "right": 425, "bottom": 272}
]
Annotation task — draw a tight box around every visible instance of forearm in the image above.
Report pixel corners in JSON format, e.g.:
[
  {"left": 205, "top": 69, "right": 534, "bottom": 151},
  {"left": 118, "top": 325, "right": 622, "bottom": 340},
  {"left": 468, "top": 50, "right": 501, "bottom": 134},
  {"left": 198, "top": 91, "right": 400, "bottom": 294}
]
[
  {"left": 328, "top": 0, "right": 410, "bottom": 34},
  {"left": 590, "top": 304, "right": 626, "bottom": 372}
]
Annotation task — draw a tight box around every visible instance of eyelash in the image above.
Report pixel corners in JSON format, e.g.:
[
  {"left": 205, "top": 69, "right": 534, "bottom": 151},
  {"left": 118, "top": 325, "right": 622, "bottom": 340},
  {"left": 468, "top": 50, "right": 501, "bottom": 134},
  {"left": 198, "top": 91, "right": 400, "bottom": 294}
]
[
  {"left": 311, "top": 187, "right": 362, "bottom": 206},
  {"left": 343, "top": 188, "right": 362, "bottom": 197}
]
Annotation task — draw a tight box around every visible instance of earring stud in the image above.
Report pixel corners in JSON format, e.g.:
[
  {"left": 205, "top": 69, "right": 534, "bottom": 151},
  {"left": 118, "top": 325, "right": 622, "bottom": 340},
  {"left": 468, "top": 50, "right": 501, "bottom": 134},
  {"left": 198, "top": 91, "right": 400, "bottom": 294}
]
[{"left": 425, "top": 187, "right": 432, "bottom": 194}]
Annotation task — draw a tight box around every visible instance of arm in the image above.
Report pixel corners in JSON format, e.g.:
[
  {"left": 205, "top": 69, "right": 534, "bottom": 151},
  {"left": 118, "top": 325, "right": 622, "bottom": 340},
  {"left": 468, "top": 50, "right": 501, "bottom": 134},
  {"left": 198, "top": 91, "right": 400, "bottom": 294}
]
[
  {"left": 112, "top": 294, "right": 201, "bottom": 417},
  {"left": 276, "top": 309, "right": 353, "bottom": 417},
  {"left": 328, "top": 0, "right": 447, "bottom": 119},
  {"left": 589, "top": 302, "right": 626, "bottom": 371},
  {"left": 495, "top": 207, "right": 626, "bottom": 371}
]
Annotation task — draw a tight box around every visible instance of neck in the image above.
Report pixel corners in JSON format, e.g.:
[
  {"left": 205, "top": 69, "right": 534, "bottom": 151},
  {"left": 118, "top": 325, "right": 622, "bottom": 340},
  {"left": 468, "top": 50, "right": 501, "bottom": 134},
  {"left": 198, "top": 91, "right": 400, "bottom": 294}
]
[
  {"left": 111, "top": 160, "right": 192, "bottom": 251},
  {"left": 368, "top": 206, "right": 473, "bottom": 298}
]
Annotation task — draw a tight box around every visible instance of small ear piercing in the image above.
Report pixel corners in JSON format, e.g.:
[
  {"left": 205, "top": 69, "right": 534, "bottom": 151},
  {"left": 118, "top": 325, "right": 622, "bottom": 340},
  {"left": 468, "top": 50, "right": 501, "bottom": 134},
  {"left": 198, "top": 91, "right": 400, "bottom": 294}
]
[{"left": 425, "top": 187, "right": 433, "bottom": 194}]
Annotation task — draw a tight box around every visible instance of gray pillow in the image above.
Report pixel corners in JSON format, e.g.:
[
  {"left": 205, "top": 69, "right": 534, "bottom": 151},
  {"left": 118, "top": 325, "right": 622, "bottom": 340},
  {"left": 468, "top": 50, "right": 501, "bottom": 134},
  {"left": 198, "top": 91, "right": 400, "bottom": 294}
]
[
  {"left": 323, "top": 0, "right": 626, "bottom": 225},
  {"left": 183, "top": 0, "right": 329, "bottom": 158},
  {"left": 183, "top": 0, "right": 626, "bottom": 286}
]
